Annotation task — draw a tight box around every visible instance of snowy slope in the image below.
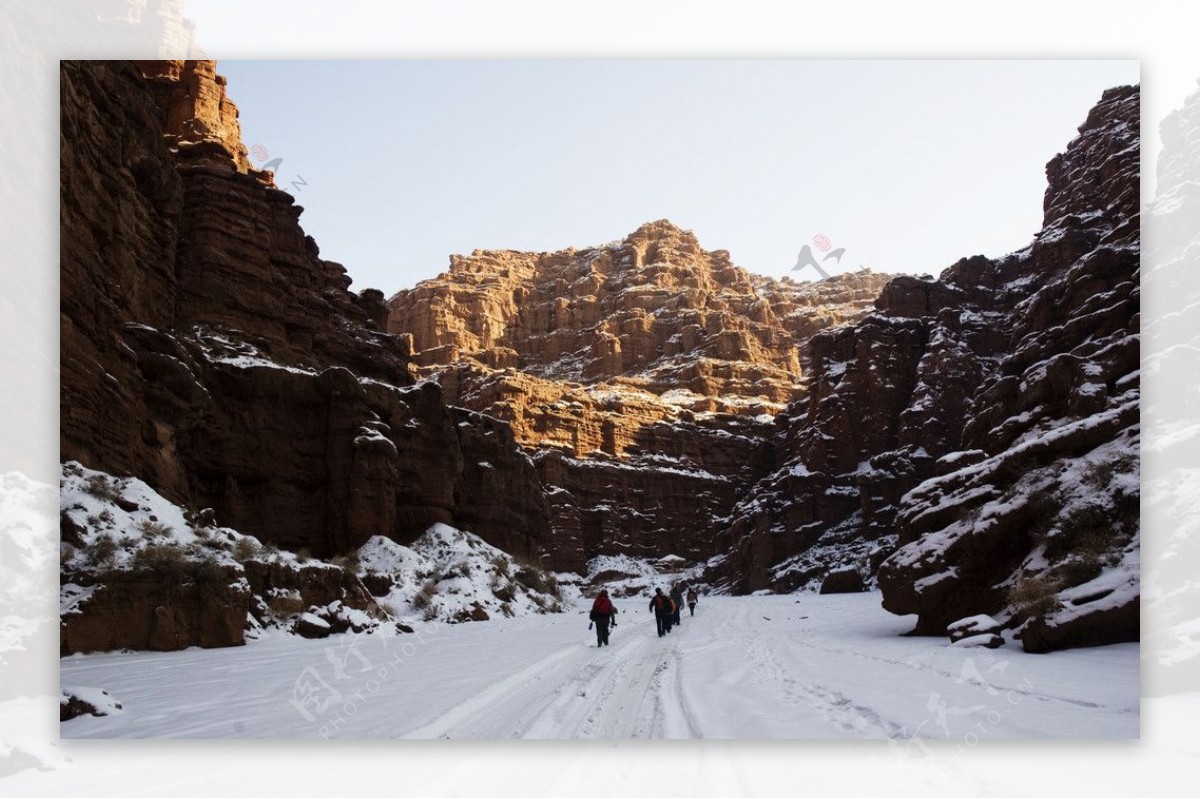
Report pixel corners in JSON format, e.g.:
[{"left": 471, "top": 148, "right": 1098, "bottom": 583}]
[{"left": 59, "top": 593, "right": 1137, "bottom": 740}]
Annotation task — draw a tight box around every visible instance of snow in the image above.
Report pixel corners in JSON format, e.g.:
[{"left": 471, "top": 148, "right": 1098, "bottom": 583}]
[
  {"left": 789, "top": 461, "right": 814, "bottom": 477},
  {"left": 59, "top": 583, "right": 96, "bottom": 617},
  {"left": 353, "top": 425, "right": 395, "bottom": 450},
  {"left": 58, "top": 593, "right": 1137, "bottom": 739},
  {"left": 298, "top": 612, "right": 330, "bottom": 630},
  {"left": 948, "top": 634, "right": 1001, "bottom": 649},
  {"left": 1050, "top": 539, "right": 1140, "bottom": 625},
  {"left": 213, "top": 353, "right": 317, "bottom": 375},
  {"left": 947, "top": 615, "right": 1000, "bottom": 636},
  {"left": 556, "top": 453, "right": 728, "bottom": 482}
]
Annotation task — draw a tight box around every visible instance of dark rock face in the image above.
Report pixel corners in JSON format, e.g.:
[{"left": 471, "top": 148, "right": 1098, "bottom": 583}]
[
  {"left": 60, "top": 60, "right": 550, "bottom": 563},
  {"left": 58, "top": 545, "right": 393, "bottom": 656},
  {"left": 879, "top": 86, "right": 1140, "bottom": 650},
  {"left": 708, "top": 86, "right": 1140, "bottom": 651},
  {"left": 819, "top": 568, "right": 864, "bottom": 595},
  {"left": 60, "top": 569, "right": 250, "bottom": 654}
]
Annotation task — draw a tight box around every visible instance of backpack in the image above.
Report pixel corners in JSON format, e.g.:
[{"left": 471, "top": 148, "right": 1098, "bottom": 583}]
[{"left": 652, "top": 594, "right": 667, "bottom": 612}]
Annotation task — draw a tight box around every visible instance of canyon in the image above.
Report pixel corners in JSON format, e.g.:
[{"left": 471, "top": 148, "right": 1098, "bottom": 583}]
[{"left": 59, "top": 60, "right": 1140, "bottom": 655}]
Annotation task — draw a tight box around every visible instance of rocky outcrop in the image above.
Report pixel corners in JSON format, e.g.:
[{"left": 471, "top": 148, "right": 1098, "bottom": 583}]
[
  {"left": 710, "top": 86, "right": 1140, "bottom": 651},
  {"left": 60, "top": 567, "right": 250, "bottom": 654},
  {"left": 60, "top": 60, "right": 549, "bottom": 564},
  {"left": 60, "top": 687, "right": 123, "bottom": 722},
  {"left": 57, "top": 461, "right": 393, "bottom": 654},
  {"left": 390, "top": 221, "right": 886, "bottom": 402},
  {"left": 135, "top": 59, "right": 269, "bottom": 179},
  {"left": 878, "top": 86, "right": 1139, "bottom": 650}
]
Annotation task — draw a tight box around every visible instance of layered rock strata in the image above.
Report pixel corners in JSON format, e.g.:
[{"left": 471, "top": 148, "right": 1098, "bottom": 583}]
[
  {"left": 60, "top": 60, "right": 549, "bottom": 565},
  {"left": 388, "top": 226, "right": 890, "bottom": 571}
]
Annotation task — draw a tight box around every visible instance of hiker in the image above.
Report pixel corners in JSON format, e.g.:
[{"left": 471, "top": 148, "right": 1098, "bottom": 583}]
[
  {"left": 670, "top": 585, "right": 685, "bottom": 627},
  {"left": 649, "top": 587, "right": 671, "bottom": 637},
  {"left": 589, "top": 589, "right": 617, "bottom": 647},
  {"left": 687, "top": 586, "right": 698, "bottom": 617}
]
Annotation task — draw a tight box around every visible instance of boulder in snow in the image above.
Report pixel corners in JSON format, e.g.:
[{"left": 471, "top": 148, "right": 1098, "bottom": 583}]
[
  {"left": 293, "top": 612, "right": 332, "bottom": 639},
  {"left": 61, "top": 686, "right": 123, "bottom": 721}
]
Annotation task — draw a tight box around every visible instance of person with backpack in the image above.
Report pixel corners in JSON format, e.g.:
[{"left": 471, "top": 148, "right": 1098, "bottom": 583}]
[
  {"left": 670, "top": 586, "right": 685, "bottom": 627},
  {"left": 686, "top": 586, "right": 698, "bottom": 617},
  {"left": 589, "top": 589, "right": 617, "bottom": 647},
  {"left": 649, "top": 587, "right": 671, "bottom": 637}
]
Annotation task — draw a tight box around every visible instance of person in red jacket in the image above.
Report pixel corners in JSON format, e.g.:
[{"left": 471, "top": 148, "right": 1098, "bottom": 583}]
[{"left": 589, "top": 589, "right": 618, "bottom": 647}]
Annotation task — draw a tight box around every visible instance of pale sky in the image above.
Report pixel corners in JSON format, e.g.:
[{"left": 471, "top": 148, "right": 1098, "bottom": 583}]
[{"left": 218, "top": 60, "right": 1139, "bottom": 296}]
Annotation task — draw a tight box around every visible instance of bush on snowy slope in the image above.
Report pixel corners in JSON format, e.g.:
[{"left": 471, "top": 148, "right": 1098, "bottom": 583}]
[
  {"left": 59, "top": 462, "right": 391, "bottom": 653},
  {"left": 354, "top": 524, "right": 567, "bottom": 624}
]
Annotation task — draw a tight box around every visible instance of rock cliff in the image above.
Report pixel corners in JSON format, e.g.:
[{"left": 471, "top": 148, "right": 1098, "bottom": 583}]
[
  {"left": 60, "top": 60, "right": 550, "bottom": 566},
  {"left": 711, "top": 86, "right": 1140, "bottom": 652},
  {"left": 389, "top": 221, "right": 884, "bottom": 401}
]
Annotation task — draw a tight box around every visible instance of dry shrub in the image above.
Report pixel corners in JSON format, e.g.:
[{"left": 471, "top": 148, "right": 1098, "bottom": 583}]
[
  {"left": 83, "top": 474, "right": 122, "bottom": 502},
  {"left": 89, "top": 534, "right": 118, "bottom": 567},
  {"left": 267, "top": 593, "right": 305, "bottom": 618},
  {"left": 412, "top": 579, "right": 439, "bottom": 609},
  {"left": 1008, "top": 575, "right": 1060, "bottom": 618},
  {"left": 136, "top": 519, "right": 173, "bottom": 540},
  {"left": 232, "top": 538, "right": 261, "bottom": 562},
  {"left": 133, "top": 543, "right": 188, "bottom": 573}
]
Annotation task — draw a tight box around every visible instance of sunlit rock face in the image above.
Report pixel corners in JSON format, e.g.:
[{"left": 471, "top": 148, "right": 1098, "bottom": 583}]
[{"left": 387, "top": 220, "right": 890, "bottom": 571}]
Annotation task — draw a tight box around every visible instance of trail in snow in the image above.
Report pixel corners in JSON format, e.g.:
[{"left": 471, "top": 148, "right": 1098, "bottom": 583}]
[{"left": 59, "top": 594, "right": 1138, "bottom": 739}]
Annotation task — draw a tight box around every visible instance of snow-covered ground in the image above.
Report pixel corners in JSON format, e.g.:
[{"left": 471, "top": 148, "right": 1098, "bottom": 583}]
[{"left": 59, "top": 593, "right": 1137, "bottom": 740}]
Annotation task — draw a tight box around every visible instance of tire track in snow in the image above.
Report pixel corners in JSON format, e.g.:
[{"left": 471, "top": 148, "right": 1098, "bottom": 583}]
[
  {"left": 396, "top": 640, "right": 584, "bottom": 739},
  {"left": 632, "top": 638, "right": 701, "bottom": 739},
  {"left": 402, "top": 612, "right": 670, "bottom": 739},
  {"left": 518, "top": 632, "right": 656, "bottom": 739}
]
